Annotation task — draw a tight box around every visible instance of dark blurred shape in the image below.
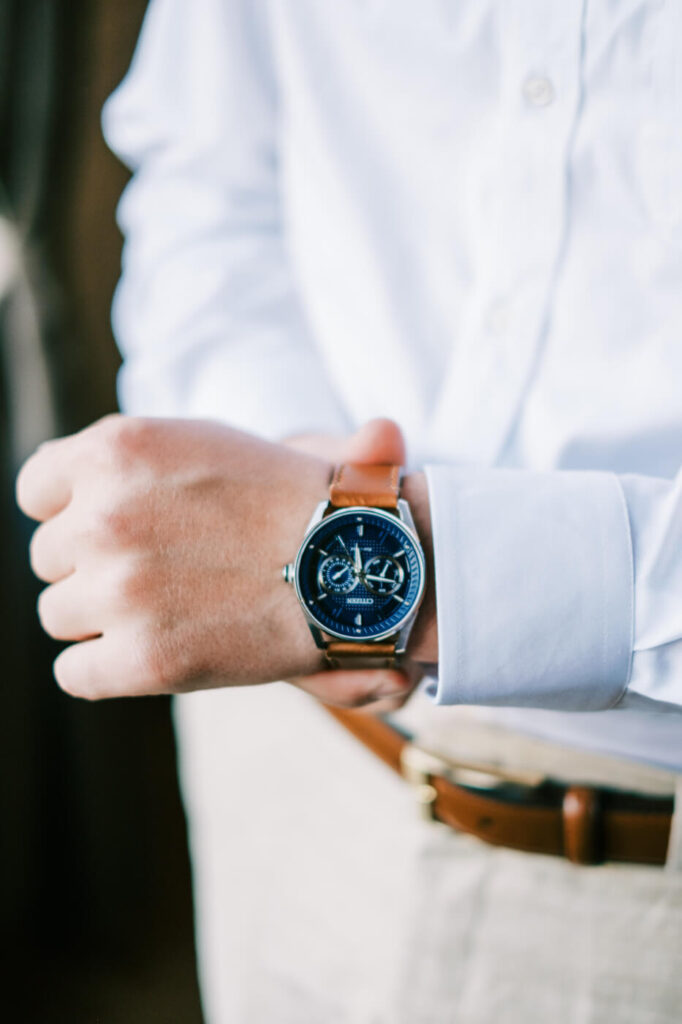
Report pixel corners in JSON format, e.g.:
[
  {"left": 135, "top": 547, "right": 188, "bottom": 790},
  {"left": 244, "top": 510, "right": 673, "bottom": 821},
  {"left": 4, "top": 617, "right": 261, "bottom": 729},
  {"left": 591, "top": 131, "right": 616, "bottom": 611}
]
[{"left": 0, "top": 2, "right": 203, "bottom": 1020}]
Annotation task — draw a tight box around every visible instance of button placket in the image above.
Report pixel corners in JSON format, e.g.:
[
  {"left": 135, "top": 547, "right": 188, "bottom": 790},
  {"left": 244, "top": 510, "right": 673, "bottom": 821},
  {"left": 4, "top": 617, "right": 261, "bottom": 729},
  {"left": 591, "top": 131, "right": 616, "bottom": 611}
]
[{"left": 424, "top": 4, "right": 585, "bottom": 465}]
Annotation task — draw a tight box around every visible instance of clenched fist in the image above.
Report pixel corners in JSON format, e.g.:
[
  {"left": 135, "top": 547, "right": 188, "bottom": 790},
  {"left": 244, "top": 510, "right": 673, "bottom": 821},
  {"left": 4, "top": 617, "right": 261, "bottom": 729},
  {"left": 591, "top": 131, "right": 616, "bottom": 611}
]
[
  {"left": 17, "top": 415, "right": 331, "bottom": 698},
  {"left": 16, "top": 415, "right": 431, "bottom": 705}
]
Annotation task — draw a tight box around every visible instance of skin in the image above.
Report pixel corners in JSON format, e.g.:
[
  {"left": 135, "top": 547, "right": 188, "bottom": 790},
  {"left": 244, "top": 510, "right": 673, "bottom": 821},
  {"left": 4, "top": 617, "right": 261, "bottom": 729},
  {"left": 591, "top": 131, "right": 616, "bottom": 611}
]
[{"left": 16, "top": 415, "right": 436, "bottom": 709}]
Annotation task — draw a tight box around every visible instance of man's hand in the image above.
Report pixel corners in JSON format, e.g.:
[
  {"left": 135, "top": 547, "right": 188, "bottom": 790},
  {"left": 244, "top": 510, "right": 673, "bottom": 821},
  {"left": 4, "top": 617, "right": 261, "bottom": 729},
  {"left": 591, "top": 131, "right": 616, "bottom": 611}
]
[
  {"left": 17, "top": 415, "right": 334, "bottom": 698},
  {"left": 16, "top": 415, "right": 433, "bottom": 706}
]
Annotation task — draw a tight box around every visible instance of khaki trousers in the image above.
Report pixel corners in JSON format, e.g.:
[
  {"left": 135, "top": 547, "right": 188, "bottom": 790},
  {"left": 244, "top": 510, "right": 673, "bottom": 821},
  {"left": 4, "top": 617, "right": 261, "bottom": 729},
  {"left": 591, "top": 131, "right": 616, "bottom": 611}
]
[{"left": 175, "top": 684, "right": 682, "bottom": 1024}]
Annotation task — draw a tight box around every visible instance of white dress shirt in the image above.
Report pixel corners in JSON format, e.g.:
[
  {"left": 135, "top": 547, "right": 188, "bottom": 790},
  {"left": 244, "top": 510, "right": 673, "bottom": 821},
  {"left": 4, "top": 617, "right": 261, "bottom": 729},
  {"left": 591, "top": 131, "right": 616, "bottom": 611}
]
[{"left": 103, "top": 0, "right": 682, "bottom": 769}]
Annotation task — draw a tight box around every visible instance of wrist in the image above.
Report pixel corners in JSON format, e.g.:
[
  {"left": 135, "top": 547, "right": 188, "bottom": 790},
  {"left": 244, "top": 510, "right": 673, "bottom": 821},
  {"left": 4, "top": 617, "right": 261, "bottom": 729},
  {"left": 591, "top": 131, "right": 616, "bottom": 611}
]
[
  {"left": 272, "top": 455, "right": 332, "bottom": 678},
  {"left": 282, "top": 462, "right": 436, "bottom": 673}
]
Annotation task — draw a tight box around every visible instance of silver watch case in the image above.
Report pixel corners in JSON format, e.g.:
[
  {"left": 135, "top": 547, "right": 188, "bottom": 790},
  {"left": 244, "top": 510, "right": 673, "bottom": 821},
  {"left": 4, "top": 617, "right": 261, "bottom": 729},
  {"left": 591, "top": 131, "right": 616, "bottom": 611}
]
[{"left": 283, "top": 500, "right": 426, "bottom": 654}]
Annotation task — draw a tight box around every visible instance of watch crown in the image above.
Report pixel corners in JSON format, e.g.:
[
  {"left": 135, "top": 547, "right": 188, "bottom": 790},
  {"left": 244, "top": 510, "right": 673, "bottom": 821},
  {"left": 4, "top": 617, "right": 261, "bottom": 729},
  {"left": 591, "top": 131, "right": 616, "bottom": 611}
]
[{"left": 282, "top": 563, "right": 295, "bottom": 584}]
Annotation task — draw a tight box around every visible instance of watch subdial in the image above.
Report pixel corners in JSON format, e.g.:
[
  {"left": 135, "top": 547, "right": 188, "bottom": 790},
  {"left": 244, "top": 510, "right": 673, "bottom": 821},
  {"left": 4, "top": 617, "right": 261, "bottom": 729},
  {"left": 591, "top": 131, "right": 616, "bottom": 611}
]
[
  {"left": 318, "top": 555, "right": 358, "bottom": 595},
  {"left": 362, "top": 556, "right": 404, "bottom": 596}
]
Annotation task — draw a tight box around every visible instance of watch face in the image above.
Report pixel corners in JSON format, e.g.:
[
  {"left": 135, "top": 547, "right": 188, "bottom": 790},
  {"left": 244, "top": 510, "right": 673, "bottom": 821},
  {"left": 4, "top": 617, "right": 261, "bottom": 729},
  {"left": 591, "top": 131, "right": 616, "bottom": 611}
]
[{"left": 295, "top": 507, "right": 426, "bottom": 641}]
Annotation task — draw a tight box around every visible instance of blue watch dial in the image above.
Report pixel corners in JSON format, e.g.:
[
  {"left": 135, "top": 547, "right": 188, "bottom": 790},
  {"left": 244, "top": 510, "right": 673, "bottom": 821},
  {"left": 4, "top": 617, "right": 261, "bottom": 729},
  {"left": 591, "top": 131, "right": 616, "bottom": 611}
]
[{"left": 295, "top": 507, "right": 425, "bottom": 641}]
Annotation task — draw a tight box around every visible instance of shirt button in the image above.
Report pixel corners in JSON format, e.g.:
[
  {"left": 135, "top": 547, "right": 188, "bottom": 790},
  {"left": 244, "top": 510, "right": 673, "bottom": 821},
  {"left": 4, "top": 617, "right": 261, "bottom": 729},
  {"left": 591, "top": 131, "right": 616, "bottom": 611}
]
[{"left": 522, "top": 75, "right": 555, "bottom": 107}]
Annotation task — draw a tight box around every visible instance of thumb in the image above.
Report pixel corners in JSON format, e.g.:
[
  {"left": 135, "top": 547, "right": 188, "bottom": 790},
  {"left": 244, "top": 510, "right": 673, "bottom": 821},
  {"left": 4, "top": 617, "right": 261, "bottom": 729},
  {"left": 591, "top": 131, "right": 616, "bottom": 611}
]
[
  {"left": 343, "top": 418, "right": 406, "bottom": 466},
  {"left": 289, "top": 665, "right": 417, "bottom": 710}
]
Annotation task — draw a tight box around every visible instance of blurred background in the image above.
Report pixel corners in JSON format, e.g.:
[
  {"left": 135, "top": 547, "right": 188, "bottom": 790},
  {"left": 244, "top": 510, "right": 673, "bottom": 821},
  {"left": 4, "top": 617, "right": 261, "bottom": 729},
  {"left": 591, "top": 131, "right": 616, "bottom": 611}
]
[{"left": 1, "top": 1, "right": 203, "bottom": 1019}]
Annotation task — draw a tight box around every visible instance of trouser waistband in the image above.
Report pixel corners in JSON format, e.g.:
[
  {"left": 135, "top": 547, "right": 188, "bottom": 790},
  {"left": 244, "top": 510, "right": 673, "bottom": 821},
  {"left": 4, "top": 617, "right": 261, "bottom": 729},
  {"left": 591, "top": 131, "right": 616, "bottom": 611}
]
[{"left": 326, "top": 698, "right": 678, "bottom": 867}]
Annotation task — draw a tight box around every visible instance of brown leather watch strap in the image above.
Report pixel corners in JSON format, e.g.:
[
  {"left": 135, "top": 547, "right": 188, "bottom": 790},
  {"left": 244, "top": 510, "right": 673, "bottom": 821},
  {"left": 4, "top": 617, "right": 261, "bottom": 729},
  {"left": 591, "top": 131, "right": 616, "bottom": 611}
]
[
  {"left": 326, "top": 707, "right": 674, "bottom": 867},
  {"left": 329, "top": 464, "right": 400, "bottom": 510},
  {"left": 326, "top": 641, "right": 397, "bottom": 670},
  {"left": 323, "top": 463, "right": 402, "bottom": 667}
]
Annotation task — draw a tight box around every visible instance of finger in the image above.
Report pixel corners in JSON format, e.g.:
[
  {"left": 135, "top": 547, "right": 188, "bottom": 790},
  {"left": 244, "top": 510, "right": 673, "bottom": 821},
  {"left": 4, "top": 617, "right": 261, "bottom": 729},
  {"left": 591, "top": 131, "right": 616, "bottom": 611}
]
[
  {"left": 364, "top": 688, "right": 411, "bottom": 712},
  {"left": 344, "top": 418, "right": 406, "bottom": 466},
  {"left": 286, "top": 419, "right": 408, "bottom": 465},
  {"left": 356, "top": 691, "right": 413, "bottom": 715},
  {"left": 29, "top": 511, "right": 77, "bottom": 582},
  {"left": 53, "top": 636, "right": 112, "bottom": 699},
  {"left": 37, "top": 573, "right": 103, "bottom": 642},
  {"left": 359, "top": 659, "right": 424, "bottom": 713},
  {"left": 16, "top": 439, "right": 74, "bottom": 522},
  {"left": 285, "top": 434, "right": 351, "bottom": 461},
  {"left": 53, "top": 630, "right": 147, "bottom": 700},
  {"left": 290, "top": 668, "right": 414, "bottom": 709}
]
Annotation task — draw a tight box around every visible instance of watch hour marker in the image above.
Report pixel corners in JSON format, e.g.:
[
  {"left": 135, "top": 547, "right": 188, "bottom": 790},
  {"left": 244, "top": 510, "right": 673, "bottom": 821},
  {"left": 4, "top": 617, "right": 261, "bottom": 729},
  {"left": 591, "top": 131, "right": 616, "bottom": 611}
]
[
  {"left": 354, "top": 613, "right": 363, "bottom": 626},
  {"left": 356, "top": 524, "right": 364, "bottom": 536},
  {"left": 392, "top": 594, "right": 404, "bottom": 603},
  {"left": 393, "top": 549, "right": 405, "bottom": 558},
  {"left": 317, "top": 593, "right": 327, "bottom": 600}
]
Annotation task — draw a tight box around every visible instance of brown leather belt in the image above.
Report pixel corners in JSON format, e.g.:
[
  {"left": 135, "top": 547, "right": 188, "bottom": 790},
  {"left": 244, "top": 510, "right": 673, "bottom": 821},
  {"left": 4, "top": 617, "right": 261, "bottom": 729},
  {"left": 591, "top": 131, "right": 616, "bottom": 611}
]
[{"left": 328, "top": 706, "right": 675, "bottom": 867}]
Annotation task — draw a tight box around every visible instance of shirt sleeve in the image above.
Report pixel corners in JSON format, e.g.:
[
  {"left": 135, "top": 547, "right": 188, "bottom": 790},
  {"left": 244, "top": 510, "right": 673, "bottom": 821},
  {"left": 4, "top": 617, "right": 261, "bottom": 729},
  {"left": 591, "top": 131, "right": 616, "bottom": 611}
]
[
  {"left": 424, "top": 464, "right": 682, "bottom": 714},
  {"left": 101, "top": 0, "right": 350, "bottom": 441}
]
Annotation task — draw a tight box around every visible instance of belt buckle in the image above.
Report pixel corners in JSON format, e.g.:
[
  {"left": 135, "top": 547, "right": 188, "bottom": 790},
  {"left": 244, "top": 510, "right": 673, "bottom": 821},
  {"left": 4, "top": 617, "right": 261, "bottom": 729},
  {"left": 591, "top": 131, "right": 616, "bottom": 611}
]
[{"left": 399, "top": 741, "right": 547, "bottom": 822}]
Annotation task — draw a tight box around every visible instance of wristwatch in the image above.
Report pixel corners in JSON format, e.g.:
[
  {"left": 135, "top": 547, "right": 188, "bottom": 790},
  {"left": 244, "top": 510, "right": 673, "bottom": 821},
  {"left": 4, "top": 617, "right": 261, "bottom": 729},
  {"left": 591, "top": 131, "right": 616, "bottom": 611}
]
[{"left": 282, "top": 464, "right": 426, "bottom": 669}]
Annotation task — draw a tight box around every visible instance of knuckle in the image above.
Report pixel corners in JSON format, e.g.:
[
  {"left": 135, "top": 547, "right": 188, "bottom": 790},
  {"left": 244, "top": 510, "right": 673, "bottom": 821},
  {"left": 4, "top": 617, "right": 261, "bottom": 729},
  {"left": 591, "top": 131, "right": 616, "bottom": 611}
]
[
  {"left": 91, "top": 413, "right": 125, "bottom": 444},
  {"left": 36, "top": 437, "right": 60, "bottom": 457},
  {"left": 98, "top": 415, "right": 155, "bottom": 466},
  {"left": 95, "top": 413, "right": 122, "bottom": 431},
  {"left": 114, "top": 553, "right": 155, "bottom": 605},
  {"left": 103, "top": 504, "right": 131, "bottom": 542},
  {"left": 82, "top": 486, "right": 153, "bottom": 558},
  {"left": 89, "top": 499, "right": 139, "bottom": 549}
]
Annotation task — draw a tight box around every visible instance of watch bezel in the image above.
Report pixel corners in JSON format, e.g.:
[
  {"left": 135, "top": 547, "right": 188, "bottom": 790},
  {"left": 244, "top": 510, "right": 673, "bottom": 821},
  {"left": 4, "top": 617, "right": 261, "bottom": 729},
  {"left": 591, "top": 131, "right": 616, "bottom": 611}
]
[{"left": 293, "top": 504, "right": 427, "bottom": 643}]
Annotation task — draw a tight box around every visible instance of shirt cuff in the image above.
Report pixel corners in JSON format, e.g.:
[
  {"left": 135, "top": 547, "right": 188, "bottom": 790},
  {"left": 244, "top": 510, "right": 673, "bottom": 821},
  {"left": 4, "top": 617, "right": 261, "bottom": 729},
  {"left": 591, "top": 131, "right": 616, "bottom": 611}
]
[{"left": 423, "top": 466, "right": 633, "bottom": 710}]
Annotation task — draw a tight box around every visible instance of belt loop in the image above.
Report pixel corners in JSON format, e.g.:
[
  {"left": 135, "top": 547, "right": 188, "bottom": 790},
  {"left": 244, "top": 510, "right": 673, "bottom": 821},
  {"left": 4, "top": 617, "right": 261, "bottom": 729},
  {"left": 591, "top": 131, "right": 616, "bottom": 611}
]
[
  {"left": 562, "top": 786, "right": 602, "bottom": 865},
  {"left": 665, "top": 777, "right": 682, "bottom": 873}
]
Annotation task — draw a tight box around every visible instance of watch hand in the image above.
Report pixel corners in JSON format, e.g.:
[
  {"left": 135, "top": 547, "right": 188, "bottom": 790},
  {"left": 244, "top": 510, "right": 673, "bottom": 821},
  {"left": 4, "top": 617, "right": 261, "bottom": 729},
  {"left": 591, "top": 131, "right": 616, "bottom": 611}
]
[
  {"left": 354, "top": 543, "right": 363, "bottom": 574},
  {"left": 336, "top": 534, "right": 353, "bottom": 562}
]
